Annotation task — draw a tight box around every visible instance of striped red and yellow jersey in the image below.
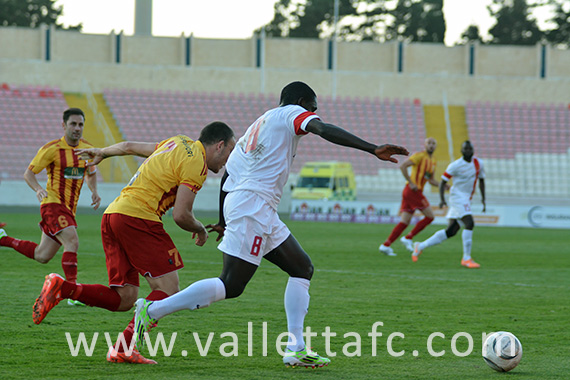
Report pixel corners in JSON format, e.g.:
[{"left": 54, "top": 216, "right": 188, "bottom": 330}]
[
  {"left": 408, "top": 151, "right": 436, "bottom": 192},
  {"left": 28, "top": 137, "right": 97, "bottom": 215},
  {"left": 105, "top": 135, "right": 208, "bottom": 223}
]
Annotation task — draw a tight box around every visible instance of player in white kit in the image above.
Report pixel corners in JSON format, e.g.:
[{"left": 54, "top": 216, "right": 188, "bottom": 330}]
[
  {"left": 133, "top": 81, "right": 409, "bottom": 367},
  {"left": 412, "top": 141, "right": 486, "bottom": 268}
]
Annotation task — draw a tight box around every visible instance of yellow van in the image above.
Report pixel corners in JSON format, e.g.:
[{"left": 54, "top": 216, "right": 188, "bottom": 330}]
[{"left": 291, "top": 161, "right": 357, "bottom": 200}]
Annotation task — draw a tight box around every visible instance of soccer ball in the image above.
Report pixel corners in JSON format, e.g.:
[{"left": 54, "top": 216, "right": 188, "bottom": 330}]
[{"left": 482, "top": 331, "right": 522, "bottom": 372}]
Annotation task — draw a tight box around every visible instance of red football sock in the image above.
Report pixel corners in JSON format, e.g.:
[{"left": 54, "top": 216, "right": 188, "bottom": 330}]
[
  {"left": 62, "top": 251, "right": 78, "bottom": 283},
  {"left": 405, "top": 217, "right": 434, "bottom": 239},
  {"left": 0, "top": 236, "right": 37, "bottom": 259},
  {"left": 384, "top": 222, "right": 408, "bottom": 246},
  {"left": 67, "top": 283, "right": 122, "bottom": 311},
  {"left": 117, "top": 290, "right": 169, "bottom": 352}
]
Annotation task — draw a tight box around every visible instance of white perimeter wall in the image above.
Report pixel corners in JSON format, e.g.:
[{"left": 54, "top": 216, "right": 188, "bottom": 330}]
[{"left": 1, "top": 27, "right": 569, "bottom": 105}]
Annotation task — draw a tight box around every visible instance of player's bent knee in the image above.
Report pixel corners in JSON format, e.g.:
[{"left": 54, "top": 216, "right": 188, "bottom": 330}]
[
  {"left": 223, "top": 282, "right": 246, "bottom": 299},
  {"left": 113, "top": 286, "right": 139, "bottom": 311},
  {"left": 294, "top": 262, "right": 313, "bottom": 281},
  {"left": 462, "top": 216, "right": 475, "bottom": 230},
  {"left": 35, "top": 256, "right": 51, "bottom": 264},
  {"left": 34, "top": 250, "right": 56, "bottom": 263},
  {"left": 445, "top": 227, "right": 458, "bottom": 238},
  {"left": 219, "top": 276, "right": 247, "bottom": 299},
  {"left": 225, "top": 287, "right": 244, "bottom": 299},
  {"left": 116, "top": 293, "right": 138, "bottom": 311},
  {"left": 281, "top": 253, "right": 313, "bottom": 280},
  {"left": 149, "top": 281, "right": 179, "bottom": 296},
  {"left": 164, "top": 286, "right": 180, "bottom": 296},
  {"left": 62, "top": 239, "right": 79, "bottom": 252}
]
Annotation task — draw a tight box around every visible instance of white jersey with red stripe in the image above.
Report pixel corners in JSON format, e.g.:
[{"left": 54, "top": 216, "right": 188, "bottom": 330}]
[
  {"left": 223, "top": 104, "right": 319, "bottom": 210},
  {"left": 442, "top": 156, "right": 485, "bottom": 200}
]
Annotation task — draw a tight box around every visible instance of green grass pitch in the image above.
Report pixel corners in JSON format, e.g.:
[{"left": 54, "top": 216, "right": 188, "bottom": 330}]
[{"left": 0, "top": 211, "right": 568, "bottom": 379}]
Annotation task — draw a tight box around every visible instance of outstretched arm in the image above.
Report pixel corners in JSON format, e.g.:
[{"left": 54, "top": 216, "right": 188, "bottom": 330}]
[
  {"left": 305, "top": 119, "right": 409, "bottom": 163},
  {"left": 76, "top": 141, "right": 156, "bottom": 166}
]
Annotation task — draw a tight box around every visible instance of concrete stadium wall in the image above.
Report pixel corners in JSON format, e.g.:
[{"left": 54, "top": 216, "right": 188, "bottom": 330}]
[
  {"left": 476, "top": 44, "right": 540, "bottom": 77},
  {"left": 192, "top": 38, "right": 256, "bottom": 68},
  {"left": 1, "top": 59, "right": 566, "bottom": 106},
  {"left": 122, "top": 35, "right": 182, "bottom": 66},
  {"left": 0, "top": 27, "right": 43, "bottom": 59},
  {"left": 403, "top": 43, "right": 467, "bottom": 76},
  {"left": 337, "top": 40, "right": 397, "bottom": 72},
  {"left": 1, "top": 26, "right": 569, "bottom": 105},
  {"left": 265, "top": 38, "right": 328, "bottom": 70},
  {"left": 52, "top": 31, "right": 114, "bottom": 64},
  {"left": 549, "top": 48, "right": 570, "bottom": 77}
]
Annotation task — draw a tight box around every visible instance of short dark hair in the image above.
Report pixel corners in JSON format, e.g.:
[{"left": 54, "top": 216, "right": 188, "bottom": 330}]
[
  {"left": 63, "top": 108, "right": 85, "bottom": 123},
  {"left": 279, "top": 81, "right": 316, "bottom": 106},
  {"left": 199, "top": 121, "right": 234, "bottom": 145}
]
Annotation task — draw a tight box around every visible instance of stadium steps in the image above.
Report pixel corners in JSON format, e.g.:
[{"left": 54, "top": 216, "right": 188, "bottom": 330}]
[
  {"left": 448, "top": 106, "right": 470, "bottom": 159},
  {"left": 63, "top": 92, "right": 137, "bottom": 183},
  {"left": 423, "top": 105, "right": 470, "bottom": 181},
  {"left": 423, "top": 105, "right": 450, "bottom": 187},
  {"left": 93, "top": 93, "right": 139, "bottom": 183}
]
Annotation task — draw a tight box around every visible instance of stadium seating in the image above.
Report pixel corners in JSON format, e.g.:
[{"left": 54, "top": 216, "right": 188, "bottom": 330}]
[
  {"left": 466, "top": 101, "right": 570, "bottom": 197},
  {"left": 0, "top": 84, "right": 68, "bottom": 181},
  {"left": 3, "top": 85, "right": 567, "bottom": 198},
  {"left": 466, "top": 101, "right": 570, "bottom": 158},
  {"left": 103, "top": 89, "right": 426, "bottom": 177}
]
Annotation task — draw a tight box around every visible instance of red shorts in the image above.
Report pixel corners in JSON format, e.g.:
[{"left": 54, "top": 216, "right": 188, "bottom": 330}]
[
  {"left": 101, "top": 213, "right": 184, "bottom": 287},
  {"left": 39, "top": 203, "right": 77, "bottom": 244},
  {"left": 400, "top": 184, "right": 430, "bottom": 214}
]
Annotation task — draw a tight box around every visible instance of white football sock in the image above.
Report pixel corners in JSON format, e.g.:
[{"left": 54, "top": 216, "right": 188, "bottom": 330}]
[
  {"left": 462, "top": 229, "right": 473, "bottom": 261},
  {"left": 284, "top": 277, "right": 310, "bottom": 352},
  {"left": 419, "top": 229, "right": 447, "bottom": 251},
  {"left": 148, "top": 277, "right": 226, "bottom": 320}
]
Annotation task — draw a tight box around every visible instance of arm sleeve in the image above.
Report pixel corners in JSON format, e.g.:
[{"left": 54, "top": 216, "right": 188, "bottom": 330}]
[
  {"left": 178, "top": 152, "right": 206, "bottom": 194},
  {"left": 409, "top": 152, "right": 422, "bottom": 165},
  {"left": 442, "top": 161, "right": 456, "bottom": 181},
  {"left": 28, "top": 145, "right": 54, "bottom": 174},
  {"left": 287, "top": 106, "right": 319, "bottom": 135}
]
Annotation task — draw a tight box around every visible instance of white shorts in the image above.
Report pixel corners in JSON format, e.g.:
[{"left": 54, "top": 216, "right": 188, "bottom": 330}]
[
  {"left": 218, "top": 190, "right": 291, "bottom": 266},
  {"left": 446, "top": 193, "right": 472, "bottom": 219}
]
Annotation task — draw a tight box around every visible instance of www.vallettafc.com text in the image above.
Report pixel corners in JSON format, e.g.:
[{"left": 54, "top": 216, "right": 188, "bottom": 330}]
[{"left": 65, "top": 321, "right": 498, "bottom": 358}]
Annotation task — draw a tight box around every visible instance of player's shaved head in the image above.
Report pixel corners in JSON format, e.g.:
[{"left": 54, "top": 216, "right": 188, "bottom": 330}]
[
  {"left": 425, "top": 137, "right": 437, "bottom": 154},
  {"left": 279, "top": 81, "right": 316, "bottom": 106},
  {"left": 461, "top": 140, "right": 474, "bottom": 161}
]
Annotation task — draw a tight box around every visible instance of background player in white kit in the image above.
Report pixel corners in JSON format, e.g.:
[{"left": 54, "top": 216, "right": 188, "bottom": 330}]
[
  {"left": 133, "top": 81, "right": 409, "bottom": 367},
  {"left": 412, "top": 140, "right": 486, "bottom": 268}
]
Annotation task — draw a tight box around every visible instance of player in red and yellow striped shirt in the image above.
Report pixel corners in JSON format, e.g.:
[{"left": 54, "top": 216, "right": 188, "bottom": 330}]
[
  {"left": 379, "top": 137, "right": 440, "bottom": 256},
  {"left": 33, "top": 121, "right": 236, "bottom": 364},
  {"left": 0, "top": 108, "right": 100, "bottom": 285}
]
